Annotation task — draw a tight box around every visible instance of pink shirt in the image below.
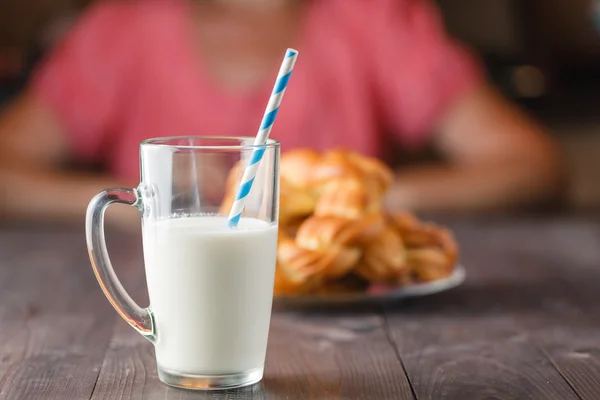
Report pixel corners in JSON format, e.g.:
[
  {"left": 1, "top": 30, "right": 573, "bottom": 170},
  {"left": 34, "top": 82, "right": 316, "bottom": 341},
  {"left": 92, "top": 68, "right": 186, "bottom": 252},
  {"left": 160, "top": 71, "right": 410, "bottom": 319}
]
[{"left": 32, "top": 0, "right": 481, "bottom": 182}]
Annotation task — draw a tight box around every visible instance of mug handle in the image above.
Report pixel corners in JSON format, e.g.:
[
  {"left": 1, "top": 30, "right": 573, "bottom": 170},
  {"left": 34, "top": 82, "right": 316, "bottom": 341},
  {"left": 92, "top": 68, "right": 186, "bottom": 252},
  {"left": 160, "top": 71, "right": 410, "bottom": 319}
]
[{"left": 85, "top": 187, "right": 155, "bottom": 342}]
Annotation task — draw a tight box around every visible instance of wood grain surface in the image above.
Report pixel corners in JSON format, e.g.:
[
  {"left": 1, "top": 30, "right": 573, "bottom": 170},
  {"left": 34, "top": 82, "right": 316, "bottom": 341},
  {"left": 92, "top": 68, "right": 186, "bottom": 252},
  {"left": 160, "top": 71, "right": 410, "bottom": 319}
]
[{"left": 0, "top": 216, "right": 599, "bottom": 399}]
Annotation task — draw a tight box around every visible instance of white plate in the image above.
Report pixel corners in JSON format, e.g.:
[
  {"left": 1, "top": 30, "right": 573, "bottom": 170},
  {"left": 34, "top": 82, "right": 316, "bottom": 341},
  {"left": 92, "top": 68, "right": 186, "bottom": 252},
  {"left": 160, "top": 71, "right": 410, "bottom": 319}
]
[{"left": 274, "top": 264, "right": 466, "bottom": 306}]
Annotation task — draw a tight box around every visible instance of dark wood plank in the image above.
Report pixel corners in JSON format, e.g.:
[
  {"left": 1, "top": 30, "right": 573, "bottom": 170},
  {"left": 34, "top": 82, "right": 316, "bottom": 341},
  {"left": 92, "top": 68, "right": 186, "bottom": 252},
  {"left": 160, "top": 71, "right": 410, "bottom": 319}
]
[
  {"left": 0, "top": 224, "right": 118, "bottom": 400},
  {"left": 89, "top": 312, "right": 414, "bottom": 400},
  {"left": 536, "top": 328, "right": 600, "bottom": 400},
  {"left": 384, "top": 315, "right": 580, "bottom": 399},
  {"left": 0, "top": 224, "right": 107, "bottom": 318},
  {"left": 3, "top": 217, "right": 600, "bottom": 399},
  {"left": 382, "top": 217, "right": 600, "bottom": 400},
  {"left": 0, "top": 315, "right": 113, "bottom": 400},
  {"left": 89, "top": 321, "right": 265, "bottom": 400},
  {"left": 264, "top": 313, "right": 414, "bottom": 400}
]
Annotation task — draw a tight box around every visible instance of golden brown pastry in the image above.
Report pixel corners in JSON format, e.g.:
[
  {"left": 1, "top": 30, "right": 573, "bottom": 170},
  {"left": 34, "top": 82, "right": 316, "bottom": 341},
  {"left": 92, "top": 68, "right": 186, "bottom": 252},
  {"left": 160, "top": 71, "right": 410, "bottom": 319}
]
[
  {"left": 276, "top": 214, "right": 384, "bottom": 292},
  {"left": 222, "top": 148, "right": 393, "bottom": 224},
  {"left": 279, "top": 178, "right": 316, "bottom": 223},
  {"left": 220, "top": 165, "right": 315, "bottom": 224},
  {"left": 356, "top": 225, "right": 409, "bottom": 282},
  {"left": 312, "top": 149, "right": 394, "bottom": 195},
  {"left": 279, "top": 148, "right": 320, "bottom": 190},
  {"left": 280, "top": 148, "right": 393, "bottom": 219},
  {"left": 220, "top": 148, "right": 460, "bottom": 294},
  {"left": 273, "top": 266, "right": 313, "bottom": 295},
  {"left": 357, "top": 212, "right": 458, "bottom": 284},
  {"left": 313, "top": 178, "right": 374, "bottom": 219},
  {"left": 388, "top": 213, "right": 458, "bottom": 282}
]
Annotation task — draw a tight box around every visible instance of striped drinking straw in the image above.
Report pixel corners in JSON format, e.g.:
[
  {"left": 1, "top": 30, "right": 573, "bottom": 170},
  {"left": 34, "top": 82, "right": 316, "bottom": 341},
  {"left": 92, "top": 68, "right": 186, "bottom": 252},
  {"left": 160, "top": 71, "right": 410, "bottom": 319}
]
[{"left": 228, "top": 48, "right": 299, "bottom": 228}]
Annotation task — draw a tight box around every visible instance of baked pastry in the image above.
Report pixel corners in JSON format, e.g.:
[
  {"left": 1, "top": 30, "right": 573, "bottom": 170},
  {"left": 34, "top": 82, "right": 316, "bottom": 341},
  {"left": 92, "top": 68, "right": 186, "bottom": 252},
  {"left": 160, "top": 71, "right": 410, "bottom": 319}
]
[
  {"left": 276, "top": 214, "right": 384, "bottom": 292},
  {"left": 311, "top": 149, "right": 394, "bottom": 196},
  {"left": 220, "top": 148, "right": 459, "bottom": 295},
  {"left": 219, "top": 162, "right": 315, "bottom": 224},
  {"left": 279, "top": 148, "right": 320, "bottom": 190},
  {"left": 283, "top": 149, "right": 394, "bottom": 219},
  {"left": 355, "top": 224, "right": 409, "bottom": 283},
  {"left": 389, "top": 212, "right": 458, "bottom": 282},
  {"left": 222, "top": 148, "right": 393, "bottom": 222}
]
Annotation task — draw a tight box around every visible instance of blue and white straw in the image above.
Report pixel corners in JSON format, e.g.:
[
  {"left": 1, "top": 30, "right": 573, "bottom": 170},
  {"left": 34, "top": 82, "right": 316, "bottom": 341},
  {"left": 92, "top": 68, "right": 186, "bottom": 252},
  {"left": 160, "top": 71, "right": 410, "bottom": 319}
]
[{"left": 228, "top": 48, "right": 298, "bottom": 228}]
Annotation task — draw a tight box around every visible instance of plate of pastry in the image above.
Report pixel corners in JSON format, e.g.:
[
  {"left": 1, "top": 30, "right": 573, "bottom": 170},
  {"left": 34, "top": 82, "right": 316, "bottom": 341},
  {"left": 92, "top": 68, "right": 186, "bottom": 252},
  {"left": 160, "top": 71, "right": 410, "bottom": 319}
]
[{"left": 222, "top": 148, "right": 465, "bottom": 306}]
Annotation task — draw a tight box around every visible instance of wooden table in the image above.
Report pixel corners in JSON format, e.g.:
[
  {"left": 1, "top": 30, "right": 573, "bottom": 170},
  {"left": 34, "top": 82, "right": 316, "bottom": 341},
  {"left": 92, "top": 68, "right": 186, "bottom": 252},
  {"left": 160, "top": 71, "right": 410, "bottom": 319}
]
[{"left": 1, "top": 216, "right": 599, "bottom": 399}]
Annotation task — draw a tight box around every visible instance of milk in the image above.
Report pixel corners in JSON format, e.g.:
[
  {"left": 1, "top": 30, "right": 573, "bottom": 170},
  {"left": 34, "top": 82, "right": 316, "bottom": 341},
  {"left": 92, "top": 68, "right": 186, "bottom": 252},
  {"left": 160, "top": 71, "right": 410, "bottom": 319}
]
[{"left": 142, "top": 216, "right": 278, "bottom": 376}]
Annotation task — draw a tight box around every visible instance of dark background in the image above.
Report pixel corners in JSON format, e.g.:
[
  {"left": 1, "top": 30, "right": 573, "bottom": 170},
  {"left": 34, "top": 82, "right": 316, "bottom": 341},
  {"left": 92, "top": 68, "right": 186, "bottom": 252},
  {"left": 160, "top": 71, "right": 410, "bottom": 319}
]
[{"left": 2, "top": 0, "right": 600, "bottom": 208}]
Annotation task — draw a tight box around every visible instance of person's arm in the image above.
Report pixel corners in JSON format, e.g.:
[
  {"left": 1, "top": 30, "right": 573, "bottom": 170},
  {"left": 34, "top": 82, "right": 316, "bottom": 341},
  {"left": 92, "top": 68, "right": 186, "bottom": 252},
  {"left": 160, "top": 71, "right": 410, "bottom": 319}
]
[
  {"left": 0, "top": 93, "right": 133, "bottom": 225},
  {"left": 385, "top": 84, "right": 565, "bottom": 212},
  {"left": 0, "top": 2, "right": 145, "bottom": 227}
]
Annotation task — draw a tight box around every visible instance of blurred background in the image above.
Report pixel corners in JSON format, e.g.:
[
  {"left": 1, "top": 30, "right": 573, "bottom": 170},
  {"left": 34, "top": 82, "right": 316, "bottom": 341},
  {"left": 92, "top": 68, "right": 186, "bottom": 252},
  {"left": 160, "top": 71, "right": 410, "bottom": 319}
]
[{"left": 2, "top": 0, "right": 600, "bottom": 209}]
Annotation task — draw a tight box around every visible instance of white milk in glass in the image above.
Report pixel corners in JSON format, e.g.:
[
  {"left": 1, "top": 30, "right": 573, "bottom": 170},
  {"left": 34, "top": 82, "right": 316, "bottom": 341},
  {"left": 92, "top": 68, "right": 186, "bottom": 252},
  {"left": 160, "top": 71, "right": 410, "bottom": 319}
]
[{"left": 142, "top": 216, "right": 278, "bottom": 375}]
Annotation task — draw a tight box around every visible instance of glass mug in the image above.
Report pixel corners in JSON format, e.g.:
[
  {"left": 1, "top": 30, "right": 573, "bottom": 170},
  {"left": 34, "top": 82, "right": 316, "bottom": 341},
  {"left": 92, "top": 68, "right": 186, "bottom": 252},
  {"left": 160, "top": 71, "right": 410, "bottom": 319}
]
[{"left": 85, "top": 137, "right": 280, "bottom": 390}]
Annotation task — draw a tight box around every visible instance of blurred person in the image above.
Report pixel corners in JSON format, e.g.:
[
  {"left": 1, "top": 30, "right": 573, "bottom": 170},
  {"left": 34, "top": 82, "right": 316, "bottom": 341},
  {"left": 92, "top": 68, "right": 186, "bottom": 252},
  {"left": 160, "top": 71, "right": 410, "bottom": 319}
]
[
  {"left": 38, "top": 10, "right": 80, "bottom": 51},
  {"left": 0, "top": 0, "right": 564, "bottom": 228}
]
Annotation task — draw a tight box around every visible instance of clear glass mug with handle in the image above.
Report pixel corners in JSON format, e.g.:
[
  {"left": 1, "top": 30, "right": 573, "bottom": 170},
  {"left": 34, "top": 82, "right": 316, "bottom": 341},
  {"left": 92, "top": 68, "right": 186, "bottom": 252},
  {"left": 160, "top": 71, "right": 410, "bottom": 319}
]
[{"left": 85, "top": 136, "right": 280, "bottom": 390}]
